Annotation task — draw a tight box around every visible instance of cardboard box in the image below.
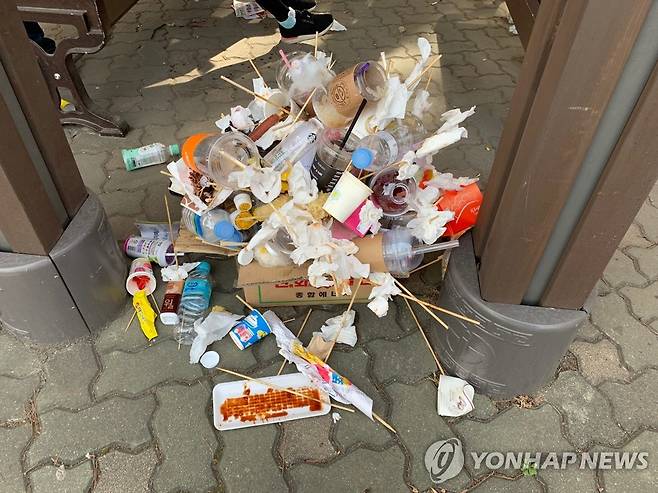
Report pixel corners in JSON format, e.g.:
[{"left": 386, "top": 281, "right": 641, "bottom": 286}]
[
  {"left": 232, "top": 0, "right": 266, "bottom": 19},
  {"left": 237, "top": 235, "right": 388, "bottom": 307}
]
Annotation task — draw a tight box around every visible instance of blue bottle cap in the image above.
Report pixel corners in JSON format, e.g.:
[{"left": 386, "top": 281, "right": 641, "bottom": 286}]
[
  {"left": 352, "top": 147, "right": 374, "bottom": 170},
  {"left": 214, "top": 221, "right": 237, "bottom": 241}
]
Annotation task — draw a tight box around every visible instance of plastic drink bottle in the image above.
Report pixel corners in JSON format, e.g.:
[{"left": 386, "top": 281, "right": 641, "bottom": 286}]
[
  {"left": 352, "top": 116, "right": 426, "bottom": 171},
  {"left": 176, "top": 261, "right": 212, "bottom": 345},
  {"left": 122, "top": 143, "right": 180, "bottom": 171},
  {"left": 181, "top": 208, "right": 243, "bottom": 244},
  {"left": 264, "top": 119, "right": 323, "bottom": 171}
]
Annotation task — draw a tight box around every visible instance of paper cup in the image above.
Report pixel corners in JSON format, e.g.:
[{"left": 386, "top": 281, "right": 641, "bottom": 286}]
[
  {"left": 125, "top": 258, "right": 157, "bottom": 296},
  {"left": 342, "top": 201, "right": 368, "bottom": 238},
  {"left": 323, "top": 172, "right": 372, "bottom": 222},
  {"left": 436, "top": 183, "right": 483, "bottom": 237}
]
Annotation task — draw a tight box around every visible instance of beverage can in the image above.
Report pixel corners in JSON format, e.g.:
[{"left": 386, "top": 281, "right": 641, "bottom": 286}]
[{"left": 229, "top": 309, "right": 272, "bottom": 350}]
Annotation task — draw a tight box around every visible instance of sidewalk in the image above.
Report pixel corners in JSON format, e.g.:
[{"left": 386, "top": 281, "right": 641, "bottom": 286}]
[{"left": 1, "top": 0, "right": 657, "bottom": 491}]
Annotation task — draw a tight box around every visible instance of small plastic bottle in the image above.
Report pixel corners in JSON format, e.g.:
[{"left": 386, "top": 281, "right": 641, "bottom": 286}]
[
  {"left": 176, "top": 261, "right": 212, "bottom": 345},
  {"left": 352, "top": 116, "right": 426, "bottom": 171},
  {"left": 181, "top": 208, "right": 243, "bottom": 245},
  {"left": 264, "top": 119, "right": 323, "bottom": 171},
  {"left": 122, "top": 143, "right": 180, "bottom": 171}
]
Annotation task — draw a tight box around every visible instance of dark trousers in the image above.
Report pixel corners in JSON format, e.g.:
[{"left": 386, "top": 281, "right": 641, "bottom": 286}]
[{"left": 254, "top": 0, "right": 290, "bottom": 21}]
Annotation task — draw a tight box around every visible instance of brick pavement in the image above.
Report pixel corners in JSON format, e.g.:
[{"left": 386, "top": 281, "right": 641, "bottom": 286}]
[{"left": 1, "top": 0, "right": 657, "bottom": 492}]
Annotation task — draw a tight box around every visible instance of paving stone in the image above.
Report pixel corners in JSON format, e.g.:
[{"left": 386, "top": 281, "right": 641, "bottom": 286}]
[
  {"left": 388, "top": 381, "right": 471, "bottom": 492},
  {"left": 207, "top": 336, "right": 258, "bottom": 375},
  {"left": 476, "top": 476, "right": 542, "bottom": 492},
  {"left": 619, "top": 222, "right": 653, "bottom": 249},
  {"left": 30, "top": 462, "right": 93, "bottom": 493},
  {"left": 0, "top": 330, "right": 41, "bottom": 378},
  {"left": 635, "top": 201, "right": 658, "bottom": 243},
  {"left": 153, "top": 383, "right": 217, "bottom": 492},
  {"left": 574, "top": 319, "right": 602, "bottom": 342},
  {"left": 95, "top": 299, "right": 168, "bottom": 353},
  {"left": 0, "top": 425, "right": 31, "bottom": 491},
  {"left": 0, "top": 375, "right": 39, "bottom": 423},
  {"left": 279, "top": 414, "right": 337, "bottom": 465},
  {"left": 469, "top": 393, "right": 500, "bottom": 420},
  {"left": 368, "top": 331, "right": 438, "bottom": 384},
  {"left": 540, "top": 371, "right": 626, "bottom": 449},
  {"left": 219, "top": 421, "right": 285, "bottom": 491},
  {"left": 537, "top": 467, "right": 597, "bottom": 493},
  {"left": 289, "top": 446, "right": 408, "bottom": 492},
  {"left": 570, "top": 339, "right": 630, "bottom": 386},
  {"left": 96, "top": 340, "right": 203, "bottom": 396},
  {"left": 601, "top": 431, "right": 658, "bottom": 493},
  {"left": 626, "top": 245, "right": 658, "bottom": 279},
  {"left": 98, "top": 189, "right": 146, "bottom": 218},
  {"left": 602, "top": 250, "right": 647, "bottom": 287},
  {"left": 590, "top": 292, "right": 658, "bottom": 370},
  {"left": 38, "top": 342, "right": 96, "bottom": 412},
  {"left": 96, "top": 449, "right": 158, "bottom": 493},
  {"left": 620, "top": 280, "right": 658, "bottom": 322},
  {"left": 455, "top": 406, "right": 573, "bottom": 474},
  {"left": 352, "top": 298, "right": 413, "bottom": 343},
  {"left": 28, "top": 396, "right": 155, "bottom": 464},
  {"left": 600, "top": 369, "right": 658, "bottom": 434}
]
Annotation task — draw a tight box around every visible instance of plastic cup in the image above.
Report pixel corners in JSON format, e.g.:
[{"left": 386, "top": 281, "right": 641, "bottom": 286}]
[
  {"left": 323, "top": 172, "right": 373, "bottom": 223},
  {"left": 310, "top": 127, "right": 361, "bottom": 192},
  {"left": 436, "top": 183, "right": 483, "bottom": 237},
  {"left": 125, "top": 258, "right": 157, "bottom": 296}
]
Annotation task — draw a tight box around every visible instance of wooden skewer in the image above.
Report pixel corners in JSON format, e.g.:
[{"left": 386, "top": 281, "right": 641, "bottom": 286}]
[
  {"left": 324, "top": 278, "right": 362, "bottom": 362},
  {"left": 394, "top": 279, "right": 449, "bottom": 330},
  {"left": 402, "top": 297, "right": 444, "bottom": 374},
  {"left": 124, "top": 310, "right": 137, "bottom": 332},
  {"left": 407, "top": 54, "right": 442, "bottom": 88},
  {"left": 408, "top": 256, "right": 443, "bottom": 275},
  {"left": 248, "top": 58, "right": 267, "bottom": 86},
  {"left": 235, "top": 294, "right": 256, "bottom": 313},
  {"left": 216, "top": 367, "right": 355, "bottom": 413},
  {"left": 160, "top": 170, "right": 174, "bottom": 178},
  {"left": 380, "top": 52, "right": 387, "bottom": 73},
  {"left": 372, "top": 412, "right": 397, "bottom": 434},
  {"left": 219, "top": 240, "right": 248, "bottom": 247},
  {"left": 289, "top": 87, "right": 317, "bottom": 130},
  {"left": 218, "top": 150, "right": 247, "bottom": 170},
  {"left": 220, "top": 75, "right": 291, "bottom": 115},
  {"left": 282, "top": 318, "right": 297, "bottom": 324},
  {"left": 343, "top": 160, "right": 353, "bottom": 176},
  {"left": 277, "top": 308, "right": 313, "bottom": 375},
  {"left": 149, "top": 293, "right": 161, "bottom": 315},
  {"left": 398, "top": 293, "right": 480, "bottom": 325},
  {"left": 163, "top": 193, "right": 179, "bottom": 267},
  {"left": 359, "top": 171, "right": 375, "bottom": 181},
  {"left": 386, "top": 59, "right": 394, "bottom": 78},
  {"left": 424, "top": 71, "right": 433, "bottom": 92},
  {"left": 314, "top": 31, "right": 319, "bottom": 57}
]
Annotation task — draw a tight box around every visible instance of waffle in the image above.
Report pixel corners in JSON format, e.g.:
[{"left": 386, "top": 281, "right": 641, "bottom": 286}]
[{"left": 220, "top": 386, "right": 322, "bottom": 423}]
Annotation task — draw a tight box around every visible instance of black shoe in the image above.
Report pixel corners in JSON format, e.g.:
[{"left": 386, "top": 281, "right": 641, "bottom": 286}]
[
  {"left": 282, "top": 0, "right": 317, "bottom": 11},
  {"left": 280, "top": 11, "right": 334, "bottom": 44}
]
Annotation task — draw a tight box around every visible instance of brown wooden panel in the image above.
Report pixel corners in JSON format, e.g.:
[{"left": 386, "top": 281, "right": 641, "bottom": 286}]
[
  {"left": 505, "top": 0, "right": 540, "bottom": 49},
  {"left": 478, "top": 0, "right": 651, "bottom": 304},
  {"left": 474, "top": 0, "right": 568, "bottom": 257},
  {"left": 0, "top": 96, "right": 63, "bottom": 255},
  {"left": 98, "top": 0, "right": 138, "bottom": 26},
  {"left": 0, "top": 1, "right": 87, "bottom": 218},
  {"left": 541, "top": 67, "right": 658, "bottom": 309}
]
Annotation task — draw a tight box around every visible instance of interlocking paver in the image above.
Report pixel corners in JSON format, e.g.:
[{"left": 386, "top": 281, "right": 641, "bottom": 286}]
[
  {"left": 0, "top": 330, "right": 41, "bottom": 378},
  {"left": 0, "top": 425, "right": 31, "bottom": 491},
  {"left": 29, "top": 462, "right": 93, "bottom": 493},
  {"left": 602, "top": 250, "right": 647, "bottom": 287},
  {"left": 0, "top": 375, "right": 39, "bottom": 423},
  {"left": 570, "top": 339, "right": 630, "bottom": 386},
  {"left": 278, "top": 414, "right": 336, "bottom": 465},
  {"left": 626, "top": 245, "right": 658, "bottom": 279},
  {"left": 621, "top": 280, "right": 658, "bottom": 322},
  {"left": 600, "top": 369, "right": 658, "bottom": 434},
  {"left": 538, "top": 467, "right": 598, "bottom": 493},
  {"left": 600, "top": 431, "right": 658, "bottom": 493},
  {"left": 95, "top": 449, "right": 158, "bottom": 493}
]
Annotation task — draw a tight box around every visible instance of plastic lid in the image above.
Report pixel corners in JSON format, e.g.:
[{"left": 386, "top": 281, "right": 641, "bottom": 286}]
[
  {"left": 352, "top": 147, "right": 374, "bottom": 170},
  {"left": 214, "top": 220, "right": 237, "bottom": 240},
  {"left": 169, "top": 144, "right": 181, "bottom": 157},
  {"left": 159, "top": 312, "right": 180, "bottom": 325}
]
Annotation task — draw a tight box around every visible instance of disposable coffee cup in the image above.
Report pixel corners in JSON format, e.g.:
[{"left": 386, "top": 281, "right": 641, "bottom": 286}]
[
  {"left": 125, "top": 258, "right": 157, "bottom": 296},
  {"left": 323, "top": 172, "right": 372, "bottom": 223},
  {"left": 310, "top": 127, "right": 360, "bottom": 192}
]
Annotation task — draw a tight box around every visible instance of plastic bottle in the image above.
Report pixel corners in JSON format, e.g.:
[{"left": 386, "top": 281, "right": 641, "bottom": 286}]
[
  {"left": 176, "top": 261, "right": 212, "bottom": 345},
  {"left": 382, "top": 228, "right": 460, "bottom": 277},
  {"left": 181, "top": 208, "right": 243, "bottom": 245},
  {"left": 352, "top": 116, "right": 426, "bottom": 171},
  {"left": 264, "top": 119, "right": 323, "bottom": 171},
  {"left": 122, "top": 143, "right": 180, "bottom": 171}
]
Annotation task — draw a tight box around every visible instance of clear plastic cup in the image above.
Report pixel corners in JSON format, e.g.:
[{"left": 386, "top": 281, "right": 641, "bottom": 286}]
[{"left": 310, "top": 127, "right": 361, "bottom": 192}]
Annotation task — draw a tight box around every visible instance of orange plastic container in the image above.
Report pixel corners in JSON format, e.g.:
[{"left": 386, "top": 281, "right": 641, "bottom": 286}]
[{"left": 436, "top": 183, "right": 483, "bottom": 237}]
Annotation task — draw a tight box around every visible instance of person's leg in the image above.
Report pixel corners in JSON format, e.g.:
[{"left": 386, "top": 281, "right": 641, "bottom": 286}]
[
  {"left": 254, "top": 0, "right": 334, "bottom": 44},
  {"left": 254, "top": 0, "right": 290, "bottom": 22}
]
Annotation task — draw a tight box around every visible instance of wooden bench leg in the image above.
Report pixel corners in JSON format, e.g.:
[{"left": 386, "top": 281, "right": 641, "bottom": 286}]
[{"left": 19, "top": 7, "right": 129, "bottom": 137}]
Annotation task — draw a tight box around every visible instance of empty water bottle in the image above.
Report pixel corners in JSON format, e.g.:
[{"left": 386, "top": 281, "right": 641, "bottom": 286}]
[
  {"left": 122, "top": 143, "right": 180, "bottom": 171},
  {"left": 181, "top": 208, "right": 243, "bottom": 245},
  {"left": 176, "top": 261, "right": 212, "bottom": 345}
]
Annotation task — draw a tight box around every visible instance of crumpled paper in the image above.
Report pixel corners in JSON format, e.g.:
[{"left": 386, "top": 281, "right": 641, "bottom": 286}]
[
  {"left": 371, "top": 76, "right": 410, "bottom": 131},
  {"left": 357, "top": 200, "right": 384, "bottom": 235},
  {"left": 228, "top": 166, "right": 282, "bottom": 203},
  {"left": 437, "top": 374, "right": 475, "bottom": 417},
  {"left": 407, "top": 206, "right": 455, "bottom": 244},
  {"left": 427, "top": 172, "right": 478, "bottom": 192},
  {"left": 405, "top": 37, "right": 432, "bottom": 90},
  {"left": 160, "top": 262, "right": 200, "bottom": 282},
  {"left": 189, "top": 309, "right": 243, "bottom": 364},
  {"left": 215, "top": 105, "right": 255, "bottom": 133},
  {"left": 412, "top": 89, "right": 432, "bottom": 119},
  {"left": 416, "top": 106, "right": 476, "bottom": 159},
  {"left": 367, "top": 272, "right": 402, "bottom": 317},
  {"left": 167, "top": 160, "right": 231, "bottom": 213},
  {"left": 288, "top": 162, "right": 319, "bottom": 205},
  {"left": 396, "top": 151, "right": 420, "bottom": 180},
  {"left": 318, "top": 310, "right": 357, "bottom": 347}
]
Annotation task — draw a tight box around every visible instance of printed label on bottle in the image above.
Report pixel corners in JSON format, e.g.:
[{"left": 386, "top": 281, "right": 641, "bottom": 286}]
[{"left": 328, "top": 65, "right": 361, "bottom": 117}]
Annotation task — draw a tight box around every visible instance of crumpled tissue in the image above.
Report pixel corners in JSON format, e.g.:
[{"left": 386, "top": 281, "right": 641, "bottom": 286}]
[
  {"left": 318, "top": 310, "right": 357, "bottom": 347},
  {"left": 189, "top": 309, "right": 243, "bottom": 364},
  {"left": 367, "top": 272, "right": 402, "bottom": 317},
  {"left": 160, "top": 262, "right": 200, "bottom": 282},
  {"left": 416, "top": 106, "right": 476, "bottom": 159}
]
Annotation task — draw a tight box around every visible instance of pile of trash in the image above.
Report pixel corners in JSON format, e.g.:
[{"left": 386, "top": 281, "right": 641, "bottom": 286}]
[{"left": 121, "top": 38, "right": 481, "bottom": 432}]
